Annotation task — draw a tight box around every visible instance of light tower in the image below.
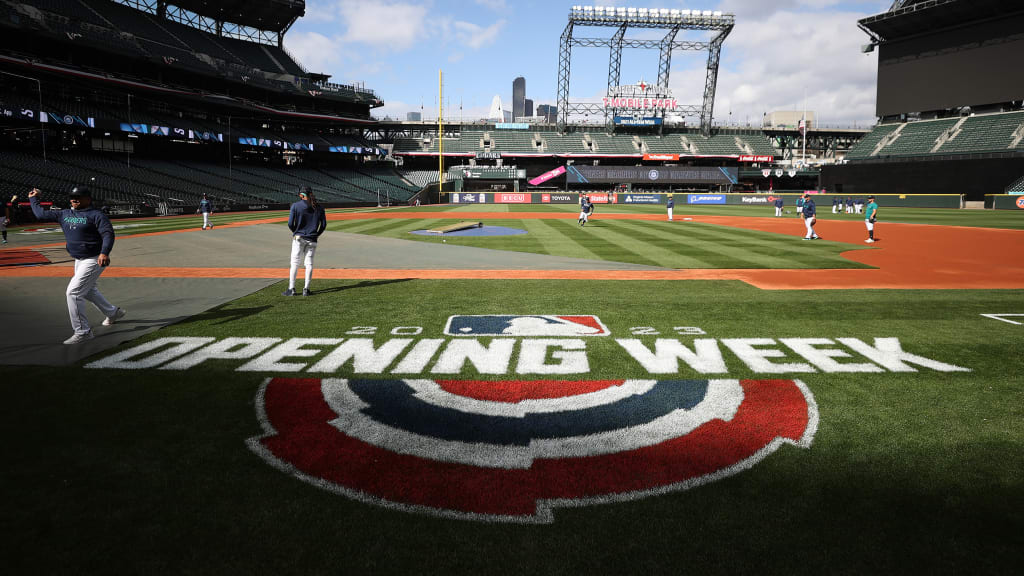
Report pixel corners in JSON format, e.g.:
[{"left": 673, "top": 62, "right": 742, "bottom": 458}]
[{"left": 555, "top": 6, "right": 734, "bottom": 134}]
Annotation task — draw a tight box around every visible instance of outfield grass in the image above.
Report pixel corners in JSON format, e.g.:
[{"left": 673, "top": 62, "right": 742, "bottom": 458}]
[
  {"left": 4, "top": 279, "right": 1021, "bottom": 574},
  {"left": 326, "top": 216, "right": 873, "bottom": 269}
]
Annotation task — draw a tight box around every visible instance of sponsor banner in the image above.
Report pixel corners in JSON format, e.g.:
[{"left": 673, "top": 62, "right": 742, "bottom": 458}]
[
  {"left": 584, "top": 193, "right": 615, "bottom": 204},
  {"left": 740, "top": 196, "right": 770, "bottom": 204},
  {"left": 539, "top": 193, "right": 575, "bottom": 204},
  {"left": 740, "top": 155, "right": 775, "bottom": 163},
  {"left": 451, "top": 193, "right": 488, "bottom": 204},
  {"left": 494, "top": 193, "right": 530, "bottom": 204},
  {"left": 603, "top": 97, "right": 678, "bottom": 110},
  {"left": 623, "top": 194, "right": 663, "bottom": 205},
  {"left": 475, "top": 151, "right": 503, "bottom": 159},
  {"left": 567, "top": 166, "right": 737, "bottom": 185},
  {"left": 495, "top": 123, "right": 529, "bottom": 130},
  {"left": 613, "top": 116, "right": 663, "bottom": 126},
  {"left": 688, "top": 194, "right": 726, "bottom": 205},
  {"left": 643, "top": 153, "right": 679, "bottom": 161},
  {"left": 1018, "top": 197, "right": 1024, "bottom": 209},
  {"left": 529, "top": 166, "right": 567, "bottom": 186}
]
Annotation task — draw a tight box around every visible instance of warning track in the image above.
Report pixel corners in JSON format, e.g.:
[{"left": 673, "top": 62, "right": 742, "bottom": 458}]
[{"left": 3, "top": 212, "right": 1023, "bottom": 290}]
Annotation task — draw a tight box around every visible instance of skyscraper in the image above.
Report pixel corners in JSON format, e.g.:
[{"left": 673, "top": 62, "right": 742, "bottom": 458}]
[
  {"left": 525, "top": 99, "right": 534, "bottom": 118},
  {"left": 537, "top": 104, "right": 557, "bottom": 123},
  {"left": 512, "top": 77, "right": 526, "bottom": 121}
]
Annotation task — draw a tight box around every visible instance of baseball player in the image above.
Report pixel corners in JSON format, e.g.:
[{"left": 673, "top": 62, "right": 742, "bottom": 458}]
[
  {"left": 283, "top": 186, "right": 327, "bottom": 296},
  {"left": 795, "top": 195, "right": 805, "bottom": 219},
  {"left": 855, "top": 197, "right": 864, "bottom": 214},
  {"left": 1, "top": 194, "right": 12, "bottom": 244},
  {"left": 831, "top": 196, "right": 839, "bottom": 214},
  {"left": 29, "top": 186, "right": 125, "bottom": 344},
  {"left": 666, "top": 194, "right": 675, "bottom": 221},
  {"left": 846, "top": 196, "right": 854, "bottom": 214},
  {"left": 578, "top": 194, "right": 592, "bottom": 226},
  {"left": 864, "top": 195, "right": 879, "bottom": 243},
  {"left": 774, "top": 196, "right": 784, "bottom": 217},
  {"left": 801, "top": 193, "right": 821, "bottom": 240},
  {"left": 197, "top": 194, "right": 213, "bottom": 230}
]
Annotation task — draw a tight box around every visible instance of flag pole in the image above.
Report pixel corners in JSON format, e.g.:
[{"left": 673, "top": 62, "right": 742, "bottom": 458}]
[
  {"left": 801, "top": 88, "right": 807, "bottom": 168},
  {"left": 438, "top": 69, "right": 444, "bottom": 201}
]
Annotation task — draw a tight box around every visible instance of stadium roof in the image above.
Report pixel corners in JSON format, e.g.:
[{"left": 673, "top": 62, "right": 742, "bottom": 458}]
[
  {"left": 859, "top": 0, "right": 1018, "bottom": 41},
  {"left": 168, "top": 0, "right": 304, "bottom": 33}
]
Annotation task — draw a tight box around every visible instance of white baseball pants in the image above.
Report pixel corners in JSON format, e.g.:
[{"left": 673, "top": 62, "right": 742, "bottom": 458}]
[
  {"left": 667, "top": 207, "right": 674, "bottom": 220},
  {"left": 804, "top": 217, "right": 817, "bottom": 239},
  {"left": 289, "top": 236, "right": 318, "bottom": 290},
  {"left": 202, "top": 212, "right": 210, "bottom": 228},
  {"left": 67, "top": 257, "right": 117, "bottom": 335}
]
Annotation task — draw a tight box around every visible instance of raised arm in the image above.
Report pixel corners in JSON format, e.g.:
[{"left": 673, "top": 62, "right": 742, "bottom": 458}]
[{"left": 28, "top": 189, "right": 60, "bottom": 222}]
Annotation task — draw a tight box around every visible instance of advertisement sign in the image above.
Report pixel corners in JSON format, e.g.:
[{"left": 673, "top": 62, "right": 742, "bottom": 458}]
[
  {"left": 567, "top": 165, "right": 737, "bottom": 185},
  {"left": 740, "top": 155, "right": 775, "bottom": 163},
  {"left": 613, "top": 116, "right": 663, "bottom": 126},
  {"left": 495, "top": 123, "right": 529, "bottom": 130},
  {"left": 451, "top": 193, "right": 487, "bottom": 204},
  {"left": 475, "top": 151, "right": 502, "bottom": 159},
  {"left": 603, "top": 97, "right": 678, "bottom": 110},
  {"left": 688, "top": 194, "right": 726, "bottom": 205},
  {"left": 584, "top": 193, "right": 616, "bottom": 204},
  {"left": 540, "top": 193, "right": 576, "bottom": 204},
  {"left": 623, "top": 194, "right": 663, "bottom": 204},
  {"left": 529, "top": 166, "right": 567, "bottom": 186},
  {"left": 740, "top": 196, "right": 771, "bottom": 204},
  {"left": 643, "top": 153, "right": 679, "bottom": 161},
  {"left": 494, "top": 193, "right": 530, "bottom": 204}
]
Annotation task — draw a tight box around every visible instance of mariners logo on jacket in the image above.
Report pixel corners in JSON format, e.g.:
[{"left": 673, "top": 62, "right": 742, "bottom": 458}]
[{"left": 249, "top": 377, "right": 818, "bottom": 523}]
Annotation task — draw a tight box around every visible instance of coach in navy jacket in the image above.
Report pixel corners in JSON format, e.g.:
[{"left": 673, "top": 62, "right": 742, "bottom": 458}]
[
  {"left": 30, "top": 186, "right": 124, "bottom": 343},
  {"left": 284, "top": 186, "right": 327, "bottom": 296}
]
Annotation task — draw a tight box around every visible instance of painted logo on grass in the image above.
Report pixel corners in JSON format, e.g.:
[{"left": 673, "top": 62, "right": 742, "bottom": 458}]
[
  {"left": 444, "top": 315, "right": 610, "bottom": 337},
  {"left": 248, "top": 377, "right": 817, "bottom": 523}
]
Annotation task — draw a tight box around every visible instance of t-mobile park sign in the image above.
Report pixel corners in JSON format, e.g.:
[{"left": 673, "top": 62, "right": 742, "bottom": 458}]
[{"left": 603, "top": 81, "right": 677, "bottom": 111}]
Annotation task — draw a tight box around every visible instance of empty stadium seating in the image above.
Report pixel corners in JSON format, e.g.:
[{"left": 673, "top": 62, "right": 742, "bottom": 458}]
[{"left": 845, "top": 111, "right": 1024, "bottom": 160}]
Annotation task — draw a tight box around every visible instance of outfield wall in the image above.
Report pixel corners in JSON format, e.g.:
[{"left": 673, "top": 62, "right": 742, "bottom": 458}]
[
  {"left": 821, "top": 157, "right": 1024, "bottom": 201},
  {"left": 448, "top": 192, "right": 961, "bottom": 208},
  {"left": 985, "top": 195, "right": 1024, "bottom": 210}
]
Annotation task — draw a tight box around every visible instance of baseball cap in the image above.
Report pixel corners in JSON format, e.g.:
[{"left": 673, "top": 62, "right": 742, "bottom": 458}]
[
  {"left": 69, "top": 186, "right": 91, "bottom": 198},
  {"left": 867, "top": 195, "right": 875, "bottom": 200},
  {"left": 298, "top": 185, "right": 312, "bottom": 198}
]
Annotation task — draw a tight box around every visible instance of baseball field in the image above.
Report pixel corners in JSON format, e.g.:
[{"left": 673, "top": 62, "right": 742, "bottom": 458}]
[{"left": 2, "top": 202, "right": 1022, "bottom": 574}]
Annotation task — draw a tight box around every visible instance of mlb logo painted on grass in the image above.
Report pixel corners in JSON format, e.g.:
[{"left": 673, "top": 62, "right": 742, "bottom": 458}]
[
  {"left": 445, "top": 315, "right": 610, "bottom": 337},
  {"left": 249, "top": 378, "right": 818, "bottom": 523}
]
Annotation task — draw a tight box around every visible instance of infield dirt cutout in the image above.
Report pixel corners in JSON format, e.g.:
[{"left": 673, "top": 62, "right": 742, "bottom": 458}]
[{"left": 4, "top": 212, "right": 1023, "bottom": 289}]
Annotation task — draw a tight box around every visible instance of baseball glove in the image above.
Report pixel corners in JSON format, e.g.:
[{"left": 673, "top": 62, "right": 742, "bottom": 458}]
[
  {"left": 809, "top": 218, "right": 817, "bottom": 226},
  {"left": 869, "top": 218, "right": 876, "bottom": 224}
]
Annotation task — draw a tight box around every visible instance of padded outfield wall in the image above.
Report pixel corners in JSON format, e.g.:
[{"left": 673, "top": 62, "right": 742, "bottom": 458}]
[
  {"left": 448, "top": 192, "right": 960, "bottom": 208},
  {"left": 821, "top": 157, "right": 1024, "bottom": 201}
]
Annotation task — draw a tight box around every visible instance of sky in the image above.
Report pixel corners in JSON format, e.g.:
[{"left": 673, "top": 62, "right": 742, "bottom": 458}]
[{"left": 284, "top": 0, "right": 893, "bottom": 127}]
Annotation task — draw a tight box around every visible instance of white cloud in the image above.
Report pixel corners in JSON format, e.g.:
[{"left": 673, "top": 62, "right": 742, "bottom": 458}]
[
  {"left": 453, "top": 20, "right": 506, "bottom": 50},
  {"left": 473, "top": 0, "right": 507, "bottom": 10},
  {"left": 667, "top": 8, "right": 882, "bottom": 126},
  {"left": 337, "top": 0, "right": 432, "bottom": 51},
  {"left": 284, "top": 31, "right": 345, "bottom": 73}
]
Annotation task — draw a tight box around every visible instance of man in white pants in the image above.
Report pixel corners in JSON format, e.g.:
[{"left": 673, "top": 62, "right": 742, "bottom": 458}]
[
  {"left": 666, "top": 194, "right": 675, "bottom": 221},
  {"left": 29, "top": 186, "right": 125, "bottom": 344},
  {"left": 800, "top": 193, "right": 821, "bottom": 240},
  {"left": 283, "top": 186, "right": 327, "bottom": 296},
  {"left": 197, "top": 194, "right": 213, "bottom": 230}
]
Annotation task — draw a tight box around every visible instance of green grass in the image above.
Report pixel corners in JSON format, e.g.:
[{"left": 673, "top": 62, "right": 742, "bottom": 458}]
[
  {"left": 3, "top": 280, "right": 1021, "bottom": 574},
  {"left": 327, "top": 216, "right": 873, "bottom": 269},
  {"left": 390, "top": 202, "right": 1024, "bottom": 229}
]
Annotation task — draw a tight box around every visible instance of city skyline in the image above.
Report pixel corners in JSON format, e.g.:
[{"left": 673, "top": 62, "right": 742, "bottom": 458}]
[{"left": 287, "top": 1, "right": 892, "bottom": 127}]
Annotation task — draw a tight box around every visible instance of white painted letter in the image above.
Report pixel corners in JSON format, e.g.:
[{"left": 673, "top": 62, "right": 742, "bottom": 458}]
[
  {"left": 616, "top": 338, "right": 728, "bottom": 374},
  {"left": 237, "top": 338, "right": 344, "bottom": 372},
  {"left": 308, "top": 338, "right": 412, "bottom": 373},
  {"left": 516, "top": 339, "right": 589, "bottom": 374},
  {"left": 431, "top": 339, "right": 516, "bottom": 375},
  {"left": 391, "top": 339, "right": 445, "bottom": 374},
  {"left": 836, "top": 338, "right": 971, "bottom": 372},
  {"left": 780, "top": 338, "right": 883, "bottom": 373},
  {"left": 160, "top": 338, "right": 281, "bottom": 370},
  {"left": 721, "top": 338, "right": 815, "bottom": 373},
  {"left": 86, "top": 337, "right": 216, "bottom": 369}
]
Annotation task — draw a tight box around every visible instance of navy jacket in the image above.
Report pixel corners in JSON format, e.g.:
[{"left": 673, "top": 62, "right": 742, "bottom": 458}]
[
  {"left": 666, "top": 197, "right": 675, "bottom": 209},
  {"left": 802, "top": 198, "right": 816, "bottom": 218},
  {"left": 288, "top": 200, "right": 327, "bottom": 241},
  {"left": 774, "top": 198, "right": 784, "bottom": 208},
  {"left": 31, "top": 196, "right": 114, "bottom": 258},
  {"left": 199, "top": 198, "right": 212, "bottom": 213}
]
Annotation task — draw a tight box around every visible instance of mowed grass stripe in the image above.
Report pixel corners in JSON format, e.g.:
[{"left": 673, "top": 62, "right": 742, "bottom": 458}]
[
  {"left": 671, "top": 221, "right": 870, "bottom": 267},
  {"left": 524, "top": 218, "right": 603, "bottom": 261},
  {"left": 610, "top": 219, "right": 846, "bottom": 269},
  {"left": 600, "top": 220, "right": 729, "bottom": 268},
  {"left": 547, "top": 219, "right": 664, "bottom": 267}
]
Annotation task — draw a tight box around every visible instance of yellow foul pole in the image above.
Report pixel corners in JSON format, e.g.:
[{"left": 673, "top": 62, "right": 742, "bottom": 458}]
[{"left": 438, "top": 69, "right": 444, "bottom": 199}]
